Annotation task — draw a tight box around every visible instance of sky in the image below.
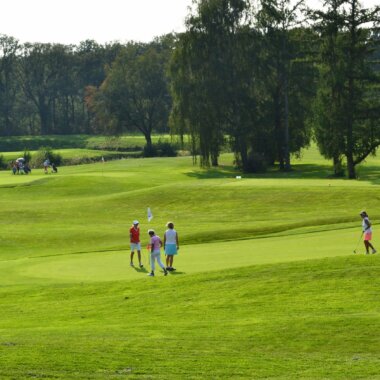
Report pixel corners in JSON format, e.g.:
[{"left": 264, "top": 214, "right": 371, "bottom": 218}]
[
  {"left": 0, "top": 0, "right": 377, "bottom": 46},
  {"left": 0, "top": 0, "right": 193, "bottom": 45}
]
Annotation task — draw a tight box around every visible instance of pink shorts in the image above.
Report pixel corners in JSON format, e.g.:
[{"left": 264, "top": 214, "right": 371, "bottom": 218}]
[{"left": 364, "top": 232, "right": 372, "bottom": 241}]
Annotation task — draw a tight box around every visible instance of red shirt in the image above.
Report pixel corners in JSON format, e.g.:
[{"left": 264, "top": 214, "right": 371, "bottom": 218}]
[{"left": 130, "top": 226, "right": 140, "bottom": 243}]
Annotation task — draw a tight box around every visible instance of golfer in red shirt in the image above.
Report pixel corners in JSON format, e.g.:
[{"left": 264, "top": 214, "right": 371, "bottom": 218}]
[{"left": 130, "top": 220, "right": 143, "bottom": 268}]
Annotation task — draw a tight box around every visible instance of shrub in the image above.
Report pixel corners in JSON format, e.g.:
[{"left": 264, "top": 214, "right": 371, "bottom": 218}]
[
  {"left": 245, "top": 152, "right": 268, "bottom": 173},
  {"left": 142, "top": 141, "right": 177, "bottom": 157},
  {"left": 235, "top": 151, "right": 268, "bottom": 173},
  {"left": 23, "top": 149, "right": 32, "bottom": 163},
  {"left": 0, "top": 154, "right": 7, "bottom": 170},
  {"left": 29, "top": 147, "right": 62, "bottom": 169},
  {"left": 156, "top": 140, "right": 177, "bottom": 157},
  {"left": 142, "top": 144, "right": 158, "bottom": 157}
]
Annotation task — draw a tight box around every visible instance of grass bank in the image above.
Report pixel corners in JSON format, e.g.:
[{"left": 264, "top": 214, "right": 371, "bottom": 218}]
[{"left": 0, "top": 145, "right": 379, "bottom": 378}]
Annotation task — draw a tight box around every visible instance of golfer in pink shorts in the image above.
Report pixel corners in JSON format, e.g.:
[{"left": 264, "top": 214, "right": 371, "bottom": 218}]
[{"left": 360, "top": 211, "right": 376, "bottom": 255}]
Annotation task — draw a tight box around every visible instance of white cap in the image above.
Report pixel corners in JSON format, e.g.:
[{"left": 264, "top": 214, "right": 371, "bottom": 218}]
[{"left": 133, "top": 220, "right": 139, "bottom": 225}]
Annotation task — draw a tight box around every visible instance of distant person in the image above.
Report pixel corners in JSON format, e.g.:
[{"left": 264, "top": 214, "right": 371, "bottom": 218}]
[
  {"left": 360, "top": 211, "right": 376, "bottom": 254},
  {"left": 164, "top": 222, "right": 179, "bottom": 271},
  {"left": 12, "top": 162, "right": 17, "bottom": 175},
  {"left": 18, "top": 163, "right": 25, "bottom": 174},
  {"left": 130, "top": 220, "right": 143, "bottom": 268},
  {"left": 51, "top": 163, "right": 58, "bottom": 173},
  {"left": 148, "top": 229, "right": 167, "bottom": 277},
  {"left": 15, "top": 158, "right": 24, "bottom": 174},
  {"left": 43, "top": 159, "right": 50, "bottom": 174}
]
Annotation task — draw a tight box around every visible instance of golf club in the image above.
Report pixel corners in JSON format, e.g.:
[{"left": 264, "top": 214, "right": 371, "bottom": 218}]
[{"left": 353, "top": 232, "right": 363, "bottom": 253}]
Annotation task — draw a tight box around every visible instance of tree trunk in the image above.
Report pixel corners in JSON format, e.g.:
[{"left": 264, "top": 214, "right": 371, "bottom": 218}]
[
  {"left": 333, "top": 155, "right": 343, "bottom": 177},
  {"left": 39, "top": 104, "right": 50, "bottom": 135},
  {"left": 145, "top": 133, "right": 152, "bottom": 150},
  {"left": 52, "top": 98, "right": 56, "bottom": 133},
  {"left": 346, "top": 153, "right": 356, "bottom": 179},
  {"left": 283, "top": 72, "right": 291, "bottom": 171},
  {"left": 281, "top": 31, "right": 291, "bottom": 172},
  {"left": 211, "top": 153, "right": 218, "bottom": 167},
  {"left": 273, "top": 91, "right": 284, "bottom": 170},
  {"left": 37, "top": 94, "right": 51, "bottom": 135}
]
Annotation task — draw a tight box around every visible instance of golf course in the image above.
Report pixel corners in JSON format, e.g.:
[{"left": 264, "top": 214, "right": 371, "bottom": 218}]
[{"left": 0, "top": 145, "right": 379, "bottom": 379}]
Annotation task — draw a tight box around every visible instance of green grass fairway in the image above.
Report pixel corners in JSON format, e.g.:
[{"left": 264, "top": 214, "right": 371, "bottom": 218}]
[
  {"left": 0, "top": 146, "right": 379, "bottom": 379},
  {"left": 0, "top": 227, "right": 369, "bottom": 285}
]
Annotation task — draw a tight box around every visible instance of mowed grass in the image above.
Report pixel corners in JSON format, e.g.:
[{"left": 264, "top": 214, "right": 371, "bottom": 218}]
[
  {"left": 1, "top": 257, "right": 379, "bottom": 379},
  {"left": 0, "top": 145, "right": 380, "bottom": 379}
]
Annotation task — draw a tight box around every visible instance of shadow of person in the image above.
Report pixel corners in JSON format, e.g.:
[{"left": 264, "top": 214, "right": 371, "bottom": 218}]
[{"left": 133, "top": 266, "right": 148, "bottom": 273}]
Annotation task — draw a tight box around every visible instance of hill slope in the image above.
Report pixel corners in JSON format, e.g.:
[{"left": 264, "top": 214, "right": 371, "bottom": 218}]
[{"left": 1, "top": 147, "right": 379, "bottom": 378}]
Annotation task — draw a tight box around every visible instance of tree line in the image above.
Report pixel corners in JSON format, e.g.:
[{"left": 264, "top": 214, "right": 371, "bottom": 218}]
[
  {"left": 0, "top": 38, "right": 124, "bottom": 136},
  {"left": 169, "top": 0, "right": 380, "bottom": 179},
  {"left": 0, "top": 0, "right": 379, "bottom": 178}
]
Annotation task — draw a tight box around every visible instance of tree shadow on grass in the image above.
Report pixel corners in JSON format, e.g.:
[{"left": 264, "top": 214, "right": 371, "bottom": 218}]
[
  {"left": 356, "top": 165, "right": 380, "bottom": 185},
  {"left": 185, "top": 162, "right": 380, "bottom": 183},
  {"left": 185, "top": 163, "right": 335, "bottom": 180},
  {"left": 185, "top": 164, "right": 239, "bottom": 179}
]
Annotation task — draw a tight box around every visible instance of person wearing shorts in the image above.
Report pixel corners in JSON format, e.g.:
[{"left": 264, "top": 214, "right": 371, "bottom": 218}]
[
  {"left": 130, "top": 220, "right": 143, "bottom": 267},
  {"left": 164, "top": 222, "right": 179, "bottom": 271},
  {"left": 147, "top": 229, "right": 167, "bottom": 277},
  {"left": 360, "top": 211, "right": 376, "bottom": 254}
]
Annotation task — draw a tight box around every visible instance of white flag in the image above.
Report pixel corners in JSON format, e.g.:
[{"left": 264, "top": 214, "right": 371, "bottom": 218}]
[{"left": 147, "top": 207, "right": 153, "bottom": 222}]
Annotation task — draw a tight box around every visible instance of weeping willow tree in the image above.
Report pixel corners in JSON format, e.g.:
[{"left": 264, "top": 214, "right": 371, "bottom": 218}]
[
  {"left": 313, "top": 0, "right": 380, "bottom": 179},
  {"left": 169, "top": 0, "right": 252, "bottom": 168}
]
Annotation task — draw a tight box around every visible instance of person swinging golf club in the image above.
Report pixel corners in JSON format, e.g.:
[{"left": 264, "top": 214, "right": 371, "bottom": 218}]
[
  {"left": 360, "top": 211, "right": 376, "bottom": 255},
  {"left": 147, "top": 229, "right": 168, "bottom": 277}
]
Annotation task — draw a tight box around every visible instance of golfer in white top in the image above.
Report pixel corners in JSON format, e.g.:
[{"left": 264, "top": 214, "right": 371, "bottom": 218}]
[{"left": 164, "top": 222, "right": 179, "bottom": 271}]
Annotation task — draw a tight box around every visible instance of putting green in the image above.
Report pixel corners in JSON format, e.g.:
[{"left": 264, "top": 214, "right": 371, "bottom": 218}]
[{"left": 1, "top": 226, "right": 367, "bottom": 285}]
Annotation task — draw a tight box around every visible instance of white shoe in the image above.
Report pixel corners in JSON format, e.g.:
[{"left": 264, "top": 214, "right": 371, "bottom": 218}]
[
  {"left": 372, "top": 249, "right": 377, "bottom": 254},
  {"left": 130, "top": 262, "right": 134, "bottom": 267},
  {"left": 147, "top": 272, "right": 154, "bottom": 277}
]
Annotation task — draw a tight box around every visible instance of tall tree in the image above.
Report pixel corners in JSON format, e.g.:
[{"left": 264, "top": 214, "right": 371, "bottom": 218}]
[
  {"left": 257, "top": 0, "right": 309, "bottom": 170},
  {"left": 312, "top": 0, "right": 347, "bottom": 176},
  {"left": 17, "top": 43, "right": 74, "bottom": 134},
  {"left": 313, "top": 0, "right": 380, "bottom": 178},
  {"left": 0, "top": 35, "right": 20, "bottom": 136},
  {"left": 170, "top": 0, "right": 254, "bottom": 168},
  {"left": 88, "top": 40, "right": 172, "bottom": 148}
]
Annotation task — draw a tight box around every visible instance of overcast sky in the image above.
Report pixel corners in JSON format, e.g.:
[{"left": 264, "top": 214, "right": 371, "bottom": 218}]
[
  {"left": 0, "top": 0, "right": 377, "bottom": 45},
  {"left": 0, "top": 0, "right": 193, "bottom": 45}
]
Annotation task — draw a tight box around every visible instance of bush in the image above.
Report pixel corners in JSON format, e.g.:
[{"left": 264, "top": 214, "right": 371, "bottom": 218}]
[
  {"left": 142, "top": 141, "right": 177, "bottom": 158},
  {"left": 29, "top": 147, "right": 62, "bottom": 169},
  {"left": 245, "top": 152, "right": 268, "bottom": 173},
  {"left": 142, "top": 144, "right": 158, "bottom": 157},
  {"left": 235, "top": 151, "right": 267, "bottom": 173},
  {"left": 23, "top": 149, "right": 32, "bottom": 163},
  {"left": 0, "top": 154, "right": 7, "bottom": 170},
  {"left": 156, "top": 140, "right": 177, "bottom": 157}
]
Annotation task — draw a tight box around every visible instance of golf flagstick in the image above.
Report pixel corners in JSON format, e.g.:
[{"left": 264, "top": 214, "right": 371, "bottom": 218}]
[{"left": 147, "top": 207, "right": 153, "bottom": 222}]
